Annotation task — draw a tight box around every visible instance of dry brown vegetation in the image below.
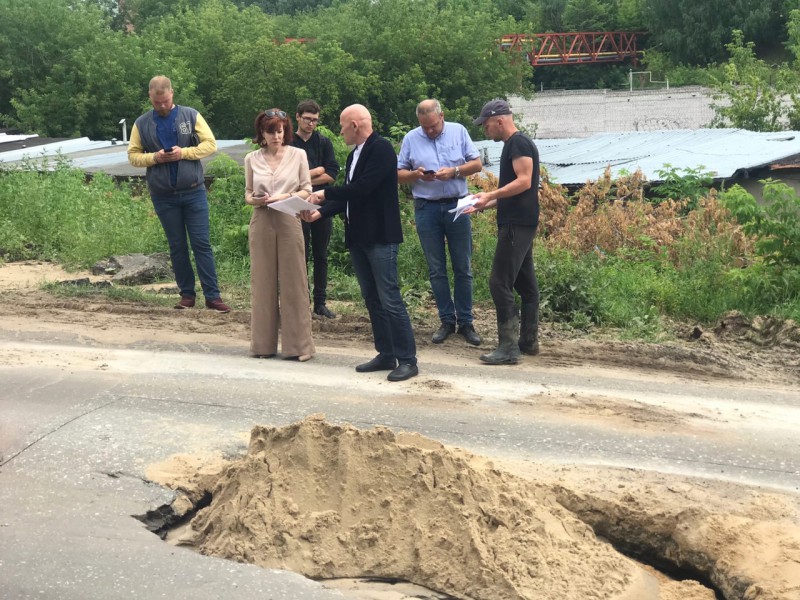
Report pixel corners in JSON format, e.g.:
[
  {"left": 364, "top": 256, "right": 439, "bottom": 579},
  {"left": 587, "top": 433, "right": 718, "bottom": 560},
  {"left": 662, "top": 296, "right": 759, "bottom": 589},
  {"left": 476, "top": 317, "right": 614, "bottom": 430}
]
[{"left": 472, "top": 167, "right": 754, "bottom": 267}]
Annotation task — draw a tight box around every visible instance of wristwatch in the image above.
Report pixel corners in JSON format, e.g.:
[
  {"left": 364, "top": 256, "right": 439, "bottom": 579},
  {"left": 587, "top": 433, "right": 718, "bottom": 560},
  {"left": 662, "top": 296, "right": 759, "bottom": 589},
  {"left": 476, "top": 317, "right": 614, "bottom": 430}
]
[{"left": 454, "top": 166, "right": 461, "bottom": 178}]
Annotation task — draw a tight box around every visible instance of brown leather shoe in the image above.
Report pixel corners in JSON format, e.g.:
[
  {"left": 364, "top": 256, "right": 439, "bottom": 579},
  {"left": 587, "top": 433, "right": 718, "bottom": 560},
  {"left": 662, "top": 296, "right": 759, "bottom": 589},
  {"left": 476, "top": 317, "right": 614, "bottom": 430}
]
[
  {"left": 174, "top": 296, "right": 195, "bottom": 309},
  {"left": 205, "top": 298, "right": 231, "bottom": 313}
]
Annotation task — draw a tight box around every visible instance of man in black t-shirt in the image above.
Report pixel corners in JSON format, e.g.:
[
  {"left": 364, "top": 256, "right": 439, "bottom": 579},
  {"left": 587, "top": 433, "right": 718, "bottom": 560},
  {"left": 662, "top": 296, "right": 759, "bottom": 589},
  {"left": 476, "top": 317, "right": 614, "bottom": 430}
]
[
  {"left": 465, "top": 99, "right": 540, "bottom": 365},
  {"left": 291, "top": 100, "right": 340, "bottom": 318}
]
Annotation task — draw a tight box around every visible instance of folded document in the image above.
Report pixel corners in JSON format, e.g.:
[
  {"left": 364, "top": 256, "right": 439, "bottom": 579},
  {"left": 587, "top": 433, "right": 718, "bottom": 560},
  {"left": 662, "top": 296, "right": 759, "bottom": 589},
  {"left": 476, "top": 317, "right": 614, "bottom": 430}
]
[{"left": 448, "top": 195, "right": 479, "bottom": 221}]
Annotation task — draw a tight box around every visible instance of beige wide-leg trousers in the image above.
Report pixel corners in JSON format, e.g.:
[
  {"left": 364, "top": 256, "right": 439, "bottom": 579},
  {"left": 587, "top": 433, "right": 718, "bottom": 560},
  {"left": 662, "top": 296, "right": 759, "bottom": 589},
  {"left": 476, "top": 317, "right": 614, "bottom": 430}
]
[{"left": 249, "top": 206, "right": 315, "bottom": 357}]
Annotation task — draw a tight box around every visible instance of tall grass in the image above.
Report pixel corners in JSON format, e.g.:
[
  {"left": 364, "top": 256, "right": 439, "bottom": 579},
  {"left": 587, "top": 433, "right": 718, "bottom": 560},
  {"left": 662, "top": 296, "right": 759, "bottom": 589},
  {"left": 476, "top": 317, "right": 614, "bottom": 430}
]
[
  {"left": 2, "top": 160, "right": 798, "bottom": 335},
  {"left": 0, "top": 159, "right": 164, "bottom": 267}
]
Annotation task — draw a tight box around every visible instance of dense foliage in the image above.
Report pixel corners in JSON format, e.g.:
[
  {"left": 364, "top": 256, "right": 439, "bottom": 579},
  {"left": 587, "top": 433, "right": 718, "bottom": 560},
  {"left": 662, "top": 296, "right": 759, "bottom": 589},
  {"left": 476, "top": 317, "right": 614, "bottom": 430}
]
[
  {"left": 0, "top": 0, "right": 530, "bottom": 139},
  {"left": 2, "top": 0, "right": 800, "bottom": 139}
]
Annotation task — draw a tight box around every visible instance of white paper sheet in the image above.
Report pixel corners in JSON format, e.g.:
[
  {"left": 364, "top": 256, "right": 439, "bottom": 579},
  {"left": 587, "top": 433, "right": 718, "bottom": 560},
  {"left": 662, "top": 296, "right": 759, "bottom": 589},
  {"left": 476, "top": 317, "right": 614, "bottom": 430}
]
[
  {"left": 448, "top": 194, "right": 479, "bottom": 221},
  {"left": 268, "top": 195, "right": 319, "bottom": 216}
]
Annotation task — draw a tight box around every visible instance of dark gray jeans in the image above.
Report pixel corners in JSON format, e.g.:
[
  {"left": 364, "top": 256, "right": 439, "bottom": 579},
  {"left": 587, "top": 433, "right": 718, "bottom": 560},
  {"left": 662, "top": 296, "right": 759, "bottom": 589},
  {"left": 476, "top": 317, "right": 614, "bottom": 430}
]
[{"left": 489, "top": 223, "right": 539, "bottom": 321}]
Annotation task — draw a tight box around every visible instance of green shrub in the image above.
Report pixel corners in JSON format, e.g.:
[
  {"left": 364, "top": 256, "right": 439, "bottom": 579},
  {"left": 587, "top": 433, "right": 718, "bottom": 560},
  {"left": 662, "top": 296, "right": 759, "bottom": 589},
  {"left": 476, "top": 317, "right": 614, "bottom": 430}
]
[
  {"left": 652, "top": 164, "right": 714, "bottom": 211},
  {"left": 536, "top": 247, "right": 598, "bottom": 326},
  {"left": 719, "top": 181, "right": 800, "bottom": 307}
]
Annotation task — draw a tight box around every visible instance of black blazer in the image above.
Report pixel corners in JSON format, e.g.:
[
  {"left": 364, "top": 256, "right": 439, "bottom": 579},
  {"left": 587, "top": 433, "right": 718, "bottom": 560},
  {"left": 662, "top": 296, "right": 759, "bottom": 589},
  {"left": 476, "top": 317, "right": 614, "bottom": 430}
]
[{"left": 318, "top": 131, "right": 403, "bottom": 247}]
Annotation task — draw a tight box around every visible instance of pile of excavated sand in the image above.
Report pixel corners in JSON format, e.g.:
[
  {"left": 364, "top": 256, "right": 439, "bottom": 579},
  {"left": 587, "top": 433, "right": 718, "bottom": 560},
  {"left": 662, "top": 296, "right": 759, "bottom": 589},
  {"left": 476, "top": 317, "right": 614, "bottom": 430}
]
[{"left": 173, "top": 416, "right": 670, "bottom": 600}]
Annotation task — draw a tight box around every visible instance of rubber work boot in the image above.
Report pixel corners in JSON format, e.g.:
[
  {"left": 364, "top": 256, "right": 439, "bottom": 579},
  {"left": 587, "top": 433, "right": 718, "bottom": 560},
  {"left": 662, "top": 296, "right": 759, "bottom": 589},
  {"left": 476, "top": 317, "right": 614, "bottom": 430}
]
[
  {"left": 479, "top": 312, "right": 521, "bottom": 365},
  {"left": 519, "top": 302, "right": 540, "bottom": 356}
]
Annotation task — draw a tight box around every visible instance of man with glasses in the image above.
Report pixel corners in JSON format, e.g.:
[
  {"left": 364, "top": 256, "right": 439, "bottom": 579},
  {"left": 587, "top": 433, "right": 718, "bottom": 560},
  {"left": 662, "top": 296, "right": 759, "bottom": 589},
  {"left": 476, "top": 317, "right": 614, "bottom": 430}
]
[
  {"left": 398, "top": 99, "right": 483, "bottom": 346},
  {"left": 464, "top": 99, "right": 540, "bottom": 365},
  {"left": 302, "top": 104, "right": 419, "bottom": 382},
  {"left": 290, "top": 100, "right": 340, "bottom": 319},
  {"left": 128, "top": 75, "right": 230, "bottom": 313}
]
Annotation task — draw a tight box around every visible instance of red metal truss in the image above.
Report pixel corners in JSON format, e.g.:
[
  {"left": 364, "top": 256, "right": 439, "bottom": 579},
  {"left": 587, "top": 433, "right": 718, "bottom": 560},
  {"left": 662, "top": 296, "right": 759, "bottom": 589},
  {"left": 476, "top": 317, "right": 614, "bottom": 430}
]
[{"left": 500, "top": 32, "right": 642, "bottom": 66}]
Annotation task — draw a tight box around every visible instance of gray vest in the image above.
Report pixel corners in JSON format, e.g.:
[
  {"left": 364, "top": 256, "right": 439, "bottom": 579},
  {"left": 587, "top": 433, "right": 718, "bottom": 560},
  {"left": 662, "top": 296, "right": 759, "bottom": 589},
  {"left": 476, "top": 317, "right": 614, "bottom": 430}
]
[{"left": 133, "top": 106, "right": 204, "bottom": 195}]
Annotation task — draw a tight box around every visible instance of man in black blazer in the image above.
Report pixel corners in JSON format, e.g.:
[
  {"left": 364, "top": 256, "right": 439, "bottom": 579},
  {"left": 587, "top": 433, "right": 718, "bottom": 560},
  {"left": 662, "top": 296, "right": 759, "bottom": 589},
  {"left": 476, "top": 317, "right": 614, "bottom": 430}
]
[{"left": 303, "top": 104, "right": 418, "bottom": 382}]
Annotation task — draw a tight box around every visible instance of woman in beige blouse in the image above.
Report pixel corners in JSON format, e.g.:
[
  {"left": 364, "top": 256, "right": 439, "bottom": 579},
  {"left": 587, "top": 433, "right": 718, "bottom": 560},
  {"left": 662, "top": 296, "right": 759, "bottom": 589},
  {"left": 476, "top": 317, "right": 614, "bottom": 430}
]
[{"left": 245, "top": 109, "right": 314, "bottom": 361}]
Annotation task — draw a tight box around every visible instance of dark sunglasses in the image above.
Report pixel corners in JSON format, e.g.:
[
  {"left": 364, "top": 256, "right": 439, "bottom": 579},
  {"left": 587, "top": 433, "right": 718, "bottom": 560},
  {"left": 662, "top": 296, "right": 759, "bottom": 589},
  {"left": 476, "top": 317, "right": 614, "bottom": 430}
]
[{"left": 264, "top": 110, "right": 287, "bottom": 119}]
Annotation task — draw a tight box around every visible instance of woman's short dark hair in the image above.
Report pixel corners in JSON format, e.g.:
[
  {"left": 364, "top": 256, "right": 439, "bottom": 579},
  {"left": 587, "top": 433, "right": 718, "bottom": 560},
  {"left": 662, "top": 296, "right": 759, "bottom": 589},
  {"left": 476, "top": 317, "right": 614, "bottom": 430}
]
[{"left": 253, "top": 108, "right": 293, "bottom": 147}]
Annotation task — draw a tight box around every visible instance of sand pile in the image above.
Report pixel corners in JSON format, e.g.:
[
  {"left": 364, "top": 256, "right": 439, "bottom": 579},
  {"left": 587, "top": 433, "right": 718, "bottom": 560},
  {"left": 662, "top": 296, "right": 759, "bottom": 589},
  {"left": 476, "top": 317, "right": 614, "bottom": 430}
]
[{"left": 174, "top": 416, "right": 661, "bottom": 600}]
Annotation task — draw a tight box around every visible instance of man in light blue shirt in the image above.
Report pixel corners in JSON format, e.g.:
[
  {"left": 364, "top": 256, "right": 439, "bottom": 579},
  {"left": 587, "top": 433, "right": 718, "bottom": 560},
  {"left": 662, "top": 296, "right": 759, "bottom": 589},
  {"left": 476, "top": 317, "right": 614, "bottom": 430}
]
[{"left": 398, "top": 99, "right": 484, "bottom": 345}]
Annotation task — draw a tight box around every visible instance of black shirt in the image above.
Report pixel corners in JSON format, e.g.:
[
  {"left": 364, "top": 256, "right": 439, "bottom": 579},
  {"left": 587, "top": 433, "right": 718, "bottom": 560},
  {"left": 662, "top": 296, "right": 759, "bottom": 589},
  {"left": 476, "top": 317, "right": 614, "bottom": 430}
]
[
  {"left": 290, "top": 131, "right": 340, "bottom": 192},
  {"left": 498, "top": 132, "right": 539, "bottom": 228}
]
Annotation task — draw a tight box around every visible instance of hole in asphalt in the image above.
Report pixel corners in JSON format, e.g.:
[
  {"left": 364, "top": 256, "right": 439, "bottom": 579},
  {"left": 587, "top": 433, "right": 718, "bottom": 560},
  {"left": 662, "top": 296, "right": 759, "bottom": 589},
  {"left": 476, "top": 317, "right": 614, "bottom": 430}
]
[
  {"left": 135, "top": 490, "right": 211, "bottom": 539},
  {"left": 140, "top": 416, "right": 731, "bottom": 600}
]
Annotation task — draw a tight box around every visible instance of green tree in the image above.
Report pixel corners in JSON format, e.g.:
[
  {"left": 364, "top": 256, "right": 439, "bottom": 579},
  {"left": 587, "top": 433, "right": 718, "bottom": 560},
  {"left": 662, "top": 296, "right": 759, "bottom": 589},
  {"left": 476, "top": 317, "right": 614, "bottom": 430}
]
[
  {"left": 10, "top": 31, "right": 202, "bottom": 139},
  {"left": 297, "top": 0, "right": 532, "bottom": 131},
  {"left": 138, "top": 0, "right": 272, "bottom": 131},
  {"left": 231, "top": 0, "right": 334, "bottom": 14},
  {"left": 642, "top": 0, "right": 786, "bottom": 65},
  {"left": 0, "top": 0, "right": 107, "bottom": 126},
  {"left": 711, "top": 30, "right": 793, "bottom": 131},
  {"left": 615, "top": 0, "right": 645, "bottom": 30},
  {"left": 213, "top": 38, "right": 377, "bottom": 137},
  {"left": 535, "top": 0, "right": 568, "bottom": 31},
  {"left": 121, "top": 0, "right": 205, "bottom": 29},
  {"left": 562, "top": 0, "right": 608, "bottom": 31}
]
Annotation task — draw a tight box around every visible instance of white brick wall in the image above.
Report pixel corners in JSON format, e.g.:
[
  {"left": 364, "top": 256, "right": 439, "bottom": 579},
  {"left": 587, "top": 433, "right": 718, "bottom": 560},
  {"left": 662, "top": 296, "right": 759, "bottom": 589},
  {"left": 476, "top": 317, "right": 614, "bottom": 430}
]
[{"left": 511, "top": 86, "right": 718, "bottom": 139}]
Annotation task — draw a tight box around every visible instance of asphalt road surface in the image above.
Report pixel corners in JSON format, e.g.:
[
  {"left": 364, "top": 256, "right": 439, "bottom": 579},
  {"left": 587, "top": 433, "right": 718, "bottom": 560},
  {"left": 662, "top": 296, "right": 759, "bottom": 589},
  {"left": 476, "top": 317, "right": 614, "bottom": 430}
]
[{"left": 1, "top": 330, "right": 798, "bottom": 599}]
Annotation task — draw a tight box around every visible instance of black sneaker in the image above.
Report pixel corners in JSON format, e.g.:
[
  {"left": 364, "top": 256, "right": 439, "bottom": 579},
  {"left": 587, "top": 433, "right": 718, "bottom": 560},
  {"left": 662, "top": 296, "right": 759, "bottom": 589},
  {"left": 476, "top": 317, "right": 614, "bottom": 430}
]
[{"left": 314, "top": 304, "right": 336, "bottom": 319}]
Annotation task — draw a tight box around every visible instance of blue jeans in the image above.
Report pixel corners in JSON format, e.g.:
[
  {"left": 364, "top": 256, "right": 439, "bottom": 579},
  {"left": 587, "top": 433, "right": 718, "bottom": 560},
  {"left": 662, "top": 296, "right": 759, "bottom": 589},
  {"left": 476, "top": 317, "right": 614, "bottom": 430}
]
[
  {"left": 414, "top": 199, "right": 474, "bottom": 326},
  {"left": 151, "top": 186, "right": 221, "bottom": 300},
  {"left": 350, "top": 242, "right": 417, "bottom": 365}
]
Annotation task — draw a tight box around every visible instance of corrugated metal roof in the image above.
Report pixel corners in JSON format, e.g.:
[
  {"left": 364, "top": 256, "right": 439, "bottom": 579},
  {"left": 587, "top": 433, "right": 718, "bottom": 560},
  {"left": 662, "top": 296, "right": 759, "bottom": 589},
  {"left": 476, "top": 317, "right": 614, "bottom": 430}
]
[
  {"left": 0, "top": 137, "right": 251, "bottom": 177},
  {"left": 475, "top": 128, "right": 800, "bottom": 185},
  {"left": 6, "top": 128, "right": 800, "bottom": 185}
]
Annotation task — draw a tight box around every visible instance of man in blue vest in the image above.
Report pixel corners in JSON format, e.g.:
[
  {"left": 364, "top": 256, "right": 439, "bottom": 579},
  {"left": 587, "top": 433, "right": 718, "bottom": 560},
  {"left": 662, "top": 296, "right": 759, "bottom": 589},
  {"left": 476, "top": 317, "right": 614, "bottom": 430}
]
[{"left": 128, "top": 76, "right": 230, "bottom": 313}]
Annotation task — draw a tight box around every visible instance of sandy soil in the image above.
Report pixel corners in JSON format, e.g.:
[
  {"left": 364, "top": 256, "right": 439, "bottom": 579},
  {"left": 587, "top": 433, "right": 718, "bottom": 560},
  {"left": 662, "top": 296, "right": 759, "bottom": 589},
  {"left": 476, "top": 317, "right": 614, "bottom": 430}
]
[{"left": 3, "top": 260, "right": 800, "bottom": 600}]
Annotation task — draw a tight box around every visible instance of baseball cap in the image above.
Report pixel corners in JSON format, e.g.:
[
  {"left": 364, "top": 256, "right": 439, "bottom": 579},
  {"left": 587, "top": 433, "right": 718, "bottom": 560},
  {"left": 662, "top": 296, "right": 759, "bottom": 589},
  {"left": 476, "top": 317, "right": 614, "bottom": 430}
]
[{"left": 473, "top": 99, "right": 512, "bottom": 125}]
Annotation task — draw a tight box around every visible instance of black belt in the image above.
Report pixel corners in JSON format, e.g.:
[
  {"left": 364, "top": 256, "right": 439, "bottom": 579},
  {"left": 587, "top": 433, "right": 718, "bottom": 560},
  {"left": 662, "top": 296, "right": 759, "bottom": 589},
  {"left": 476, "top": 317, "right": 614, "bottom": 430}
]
[{"left": 419, "top": 197, "right": 458, "bottom": 203}]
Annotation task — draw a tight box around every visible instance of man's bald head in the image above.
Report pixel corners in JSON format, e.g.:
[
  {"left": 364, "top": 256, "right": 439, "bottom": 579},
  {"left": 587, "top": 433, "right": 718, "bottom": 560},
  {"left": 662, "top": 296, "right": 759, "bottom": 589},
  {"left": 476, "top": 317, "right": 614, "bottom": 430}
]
[{"left": 339, "top": 104, "right": 373, "bottom": 146}]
